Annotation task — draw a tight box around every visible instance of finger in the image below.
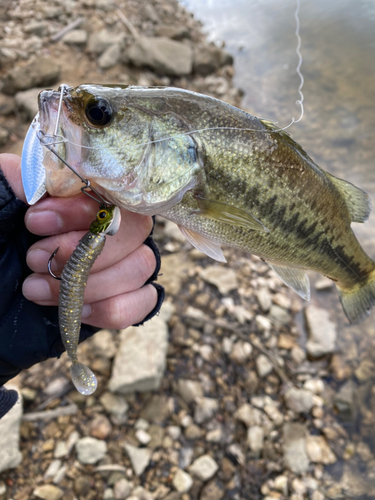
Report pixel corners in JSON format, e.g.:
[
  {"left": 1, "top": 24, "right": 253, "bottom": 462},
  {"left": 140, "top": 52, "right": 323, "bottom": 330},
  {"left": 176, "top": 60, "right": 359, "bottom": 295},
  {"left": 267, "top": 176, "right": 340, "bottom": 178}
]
[
  {"left": 23, "top": 244, "right": 156, "bottom": 305},
  {"left": 81, "top": 284, "right": 158, "bottom": 329},
  {"left": 0, "top": 154, "right": 26, "bottom": 203},
  {"left": 26, "top": 213, "right": 153, "bottom": 274},
  {"left": 25, "top": 192, "right": 153, "bottom": 238}
]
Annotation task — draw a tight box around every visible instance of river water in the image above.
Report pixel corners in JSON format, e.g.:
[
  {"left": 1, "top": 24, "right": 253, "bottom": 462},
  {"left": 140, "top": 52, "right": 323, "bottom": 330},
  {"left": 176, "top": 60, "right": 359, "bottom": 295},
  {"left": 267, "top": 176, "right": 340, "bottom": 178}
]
[{"left": 182, "top": 0, "right": 375, "bottom": 496}]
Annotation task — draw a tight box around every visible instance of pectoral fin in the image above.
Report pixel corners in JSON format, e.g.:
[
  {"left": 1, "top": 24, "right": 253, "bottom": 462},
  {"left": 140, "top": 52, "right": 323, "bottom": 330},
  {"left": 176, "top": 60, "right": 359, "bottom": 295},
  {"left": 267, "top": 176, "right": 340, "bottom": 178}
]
[
  {"left": 179, "top": 225, "right": 227, "bottom": 263},
  {"left": 268, "top": 262, "right": 310, "bottom": 300},
  {"left": 196, "top": 196, "right": 269, "bottom": 232}
]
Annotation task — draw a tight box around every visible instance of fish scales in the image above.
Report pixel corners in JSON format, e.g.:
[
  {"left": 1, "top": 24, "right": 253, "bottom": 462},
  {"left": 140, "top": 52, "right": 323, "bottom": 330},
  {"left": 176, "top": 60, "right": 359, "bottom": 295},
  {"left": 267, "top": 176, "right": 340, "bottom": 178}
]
[{"left": 37, "top": 85, "right": 375, "bottom": 324}]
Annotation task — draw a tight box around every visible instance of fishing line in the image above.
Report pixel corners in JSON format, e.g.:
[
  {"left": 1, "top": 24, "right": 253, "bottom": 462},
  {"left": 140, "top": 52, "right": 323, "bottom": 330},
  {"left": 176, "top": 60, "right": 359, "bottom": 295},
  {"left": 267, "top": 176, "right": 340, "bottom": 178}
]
[{"left": 42, "top": 0, "right": 304, "bottom": 154}]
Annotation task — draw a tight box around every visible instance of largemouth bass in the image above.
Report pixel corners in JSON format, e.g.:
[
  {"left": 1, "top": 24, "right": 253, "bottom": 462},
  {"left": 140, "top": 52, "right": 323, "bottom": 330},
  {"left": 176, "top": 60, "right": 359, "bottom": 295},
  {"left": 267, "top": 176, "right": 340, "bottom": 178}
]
[
  {"left": 58, "top": 204, "right": 121, "bottom": 395},
  {"left": 36, "top": 84, "right": 375, "bottom": 325}
]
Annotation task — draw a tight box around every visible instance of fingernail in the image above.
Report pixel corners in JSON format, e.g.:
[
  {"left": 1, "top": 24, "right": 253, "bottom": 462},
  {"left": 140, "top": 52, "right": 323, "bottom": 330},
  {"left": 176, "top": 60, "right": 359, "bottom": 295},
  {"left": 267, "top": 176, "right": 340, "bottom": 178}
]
[
  {"left": 82, "top": 304, "right": 91, "bottom": 319},
  {"left": 26, "top": 211, "right": 63, "bottom": 235},
  {"left": 23, "top": 277, "right": 52, "bottom": 301}
]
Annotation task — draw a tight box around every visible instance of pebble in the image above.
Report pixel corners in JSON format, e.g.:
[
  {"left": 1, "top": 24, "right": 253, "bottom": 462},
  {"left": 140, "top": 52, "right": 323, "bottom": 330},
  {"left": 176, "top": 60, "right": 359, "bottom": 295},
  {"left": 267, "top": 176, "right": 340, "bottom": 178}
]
[
  {"left": 0, "top": 387, "right": 22, "bottom": 473},
  {"left": 2, "top": 57, "right": 60, "bottom": 95},
  {"left": 44, "top": 460, "right": 62, "bottom": 480},
  {"left": 173, "top": 469, "right": 193, "bottom": 493},
  {"left": 284, "top": 387, "right": 314, "bottom": 413},
  {"left": 334, "top": 380, "right": 354, "bottom": 413},
  {"left": 274, "top": 475, "right": 288, "bottom": 495},
  {"left": 62, "top": 29, "right": 87, "bottom": 46},
  {"left": 140, "top": 395, "right": 170, "bottom": 423},
  {"left": 54, "top": 441, "right": 68, "bottom": 459},
  {"left": 354, "top": 359, "right": 375, "bottom": 381},
  {"left": 206, "top": 428, "right": 223, "bottom": 443},
  {"left": 75, "top": 437, "right": 107, "bottom": 465},
  {"left": 305, "top": 305, "right": 337, "bottom": 357},
  {"left": 108, "top": 316, "right": 168, "bottom": 394},
  {"left": 229, "top": 341, "right": 252, "bottom": 364},
  {"left": 264, "top": 404, "right": 284, "bottom": 426},
  {"left": 283, "top": 423, "right": 309, "bottom": 474},
  {"left": 124, "top": 444, "right": 152, "bottom": 476},
  {"left": 135, "top": 429, "right": 151, "bottom": 445},
  {"left": 90, "top": 414, "right": 112, "bottom": 440},
  {"left": 305, "top": 436, "right": 336, "bottom": 464},
  {"left": 87, "top": 29, "right": 125, "bottom": 54},
  {"left": 0, "top": 93, "right": 15, "bottom": 115},
  {"left": 256, "top": 354, "right": 273, "bottom": 378},
  {"left": 0, "top": 127, "right": 10, "bottom": 146},
  {"left": 304, "top": 379, "right": 325, "bottom": 394},
  {"left": 315, "top": 277, "right": 334, "bottom": 291},
  {"left": 24, "top": 20, "right": 48, "bottom": 36},
  {"left": 234, "top": 403, "right": 262, "bottom": 427},
  {"left": 255, "top": 314, "right": 272, "bottom": 332},
  {"left": 114, "top": 478, "right": 132, "bottom": 499},
  {"left": 247, "top": 426, "right": 264, "bottom": 454},
  {"left": 100, "top": 392, "right": 129, "bottom": 422},
  {"left": 33, "top": 485, "right": 64, "bottom": 500},
  {"left": 167, "top": 425, "right": 181, "bottom": 440},
  {"left": 193, "top": 44, "right": 233, "bottom": 75},
  {"left": 256, "top": 288, "right": 272, "bottom": 311},
  {"left": 178, "top": 379, "right": 204, "bottom": 403},
  {"left": 98, "top": 43, "right": 122, "bottom": 69},
  {"left": 200, "top": 480, "right": 225, "bottom": 500},
  {"left": 189, "top": 455, "right": 219, "bottom": 481},
  {"left": 269, "top": 305, "right": 291, "bottom": 326},
  {"left": 0, "top": 482, "right": 5, "bottom": 495},
  {"left": 194, "top": 397, "right": 219, "bottom": 424},
  {"left": 199, "top": 266, "right": 238, "bottom": 294},
  {"left": 74, "top": 476, "right": 92, "bottom": 496}
]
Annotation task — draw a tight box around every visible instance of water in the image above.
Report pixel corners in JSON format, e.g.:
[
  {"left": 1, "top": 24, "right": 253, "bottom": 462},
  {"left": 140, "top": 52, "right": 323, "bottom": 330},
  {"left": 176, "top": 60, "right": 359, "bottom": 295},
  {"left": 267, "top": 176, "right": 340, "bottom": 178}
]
[{"left": 182, "top": 0, "right": 375, "bottom": 496}]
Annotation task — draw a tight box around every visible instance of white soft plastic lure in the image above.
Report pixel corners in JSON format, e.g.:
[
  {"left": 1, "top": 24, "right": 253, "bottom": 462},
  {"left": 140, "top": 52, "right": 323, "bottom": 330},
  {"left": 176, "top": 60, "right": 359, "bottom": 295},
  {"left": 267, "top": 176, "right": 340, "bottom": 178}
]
[{"left": 21, "top": 113, "right": 47, "bottom": 204}]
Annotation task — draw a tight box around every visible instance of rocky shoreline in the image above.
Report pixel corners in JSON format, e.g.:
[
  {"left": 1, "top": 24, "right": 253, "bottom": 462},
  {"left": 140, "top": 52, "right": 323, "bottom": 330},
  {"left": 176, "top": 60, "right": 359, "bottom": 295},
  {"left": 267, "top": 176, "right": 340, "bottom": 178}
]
[{"left": 1, "top": 1, "right": 375, "bottom": 500}]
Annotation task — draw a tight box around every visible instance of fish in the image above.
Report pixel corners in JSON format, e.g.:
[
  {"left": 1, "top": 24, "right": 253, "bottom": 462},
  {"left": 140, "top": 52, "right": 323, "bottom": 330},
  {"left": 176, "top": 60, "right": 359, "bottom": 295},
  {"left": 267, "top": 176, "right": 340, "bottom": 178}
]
[
  {"left": 35, "top": 84, "right": 375, "bottom": 325},
  {"left": 57, "top": 204, "right": 121, "bottom": 395}
]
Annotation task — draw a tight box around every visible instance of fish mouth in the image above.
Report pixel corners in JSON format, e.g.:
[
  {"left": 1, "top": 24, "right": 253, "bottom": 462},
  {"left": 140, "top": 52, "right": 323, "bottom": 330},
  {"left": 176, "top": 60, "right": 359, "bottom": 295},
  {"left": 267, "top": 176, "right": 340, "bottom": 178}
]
[{"left": 38, "top": 87, "right": 85, "bottom": 197}]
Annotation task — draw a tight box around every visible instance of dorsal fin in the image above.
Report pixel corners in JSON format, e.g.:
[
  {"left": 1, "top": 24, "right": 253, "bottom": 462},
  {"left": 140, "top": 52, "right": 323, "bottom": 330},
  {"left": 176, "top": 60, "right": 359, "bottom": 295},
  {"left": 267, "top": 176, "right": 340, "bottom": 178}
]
[{"left": 326, "top": 172, "right": 372, "bottom": 223}]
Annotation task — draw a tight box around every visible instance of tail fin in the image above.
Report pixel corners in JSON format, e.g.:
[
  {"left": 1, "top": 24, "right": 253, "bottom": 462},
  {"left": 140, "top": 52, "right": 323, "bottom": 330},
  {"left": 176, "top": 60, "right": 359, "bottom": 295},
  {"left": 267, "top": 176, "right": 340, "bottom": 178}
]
[
  {"left": 337, "top": 269, "right": 375, "bottom": 324},
  {"left": 70, "top": 362, "right": 97, "bottom": 396}
]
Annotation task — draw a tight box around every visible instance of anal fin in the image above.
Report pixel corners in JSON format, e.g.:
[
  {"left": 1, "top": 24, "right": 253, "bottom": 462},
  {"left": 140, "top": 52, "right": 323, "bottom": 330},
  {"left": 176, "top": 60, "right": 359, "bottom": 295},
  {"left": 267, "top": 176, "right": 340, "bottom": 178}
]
[
  {"left": 179, "top": 225, "right": 227, "bottom": 263},
  {"left": 268, "top": 262, "right": 310, "bottom": 300}
]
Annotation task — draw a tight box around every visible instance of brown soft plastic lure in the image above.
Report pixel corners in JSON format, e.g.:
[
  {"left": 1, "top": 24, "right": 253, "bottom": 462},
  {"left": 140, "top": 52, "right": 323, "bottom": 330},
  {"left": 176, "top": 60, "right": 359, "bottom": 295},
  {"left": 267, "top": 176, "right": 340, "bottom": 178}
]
[{"left": 58, "top": 205, "right": 121, "bottom": 395}]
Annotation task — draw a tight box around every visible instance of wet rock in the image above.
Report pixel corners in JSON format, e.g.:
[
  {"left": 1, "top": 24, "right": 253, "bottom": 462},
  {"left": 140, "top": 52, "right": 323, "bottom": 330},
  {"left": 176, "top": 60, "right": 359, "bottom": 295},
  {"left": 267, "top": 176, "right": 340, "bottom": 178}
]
[
  {"left": 98, "top": 43, "right": 122, "bottom": 69},
  {"left": 108, "top": 315, "right": 168, "bottom": 393},
  {"left": 0, "top": 127, "right": 9, "bottom": 147},
  {"left": 173, "top": 469, "right": 193, "bottom": 493},
  {"left": 127, "top": 36, "right": 193, "bottom": 76},
  {"left": 62, "top": 29, "right": 87, "bottom": 47},
  {"left": 247, "top": 426, "right": 264, "bottom": 454},
  {"left": 284, "top": 387, "right": 314, "bottom": 413},
  {"left": 140, "top": 395, "right": 170, "bottom": 423},
  {"left": 33, "top": 485, "right": 64, "bottom": 500},
  {"left": 87, "top": 30, "right": 126, "bottom": 54},
  {"left": 305, "top": 305, "right": 336, "bottom": 357},
  {"left": 100, "top": 392, "right": 129, "bottom": 423},
  {"left": 124, "top": 443, "right": 152, "bottom": 476},
  {"left": 14, "top": 87, "right": 44, "bottom": 120},
  {"left": 189, "top": 455, "right": 219, "bottom": 481},
  {"left": 200, "top": 480, "right": 225, "bottom": 500},
  {"left": 0, "top": 387, "right": 22, "bottom": 473},
  {"left": 177, "top": 379, "right": 204, "bottom": 404},
  {"left": 155, "top": 25, "right": 190, "bottom": 40},
  {"left": 0, "top": 93, "right": 14, "bottom": 115},
  {"left": 234, "top": 403, "right": 262, "bottom": 427},
  {"left": 305, "top": 435, "right": 336, "bottom": 464},
  {"left": 256, "top": 354, "right": 273, "bottom": 378},
  {"left": 282, "top": 423, "right": 309, "bottom": 474},
  {"left": 2, "top": 57, "right": 60, "bottom": 95},
  {"left": 24, "top": 21, "right": 49, "bottom": 36},
  {"left": 199, "top": 266, "right": 238, "bottom": 295},
  {"left": 194, "top": 397, "right": 219, "bottom": 424},
  {"left": 75, "top": 437, "right": 107, "bottom": 464},
  {"left": 193, "top": 44, "right": 233, "bottom": 76},
  {"left": 113, "top": 478, "right": 132, "bottom": 499}
]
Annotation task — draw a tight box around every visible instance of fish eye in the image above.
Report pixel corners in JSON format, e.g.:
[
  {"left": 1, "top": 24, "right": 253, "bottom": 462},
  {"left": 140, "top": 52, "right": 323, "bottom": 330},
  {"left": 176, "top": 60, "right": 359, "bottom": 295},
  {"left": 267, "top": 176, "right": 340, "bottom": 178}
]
[
  {"left": 85, "top": 98, "right": 113, "bottom": 127},
  {"left": 98, "top": 210, "right": 108, "bottom": 220}
]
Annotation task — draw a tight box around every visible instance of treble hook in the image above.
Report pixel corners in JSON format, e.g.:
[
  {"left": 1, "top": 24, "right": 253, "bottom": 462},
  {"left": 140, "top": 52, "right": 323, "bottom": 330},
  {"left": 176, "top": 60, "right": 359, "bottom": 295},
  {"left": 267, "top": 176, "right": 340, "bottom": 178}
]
[{"left": 48, "top": 247, "right": 61, "bottom": 280}]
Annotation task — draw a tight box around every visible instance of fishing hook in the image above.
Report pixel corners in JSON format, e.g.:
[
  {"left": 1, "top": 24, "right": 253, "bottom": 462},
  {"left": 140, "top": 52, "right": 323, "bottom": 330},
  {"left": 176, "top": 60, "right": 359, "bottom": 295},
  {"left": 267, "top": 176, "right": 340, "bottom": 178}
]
[{"left": 48, "top": 247, "right": 61, "bottom": 280}]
